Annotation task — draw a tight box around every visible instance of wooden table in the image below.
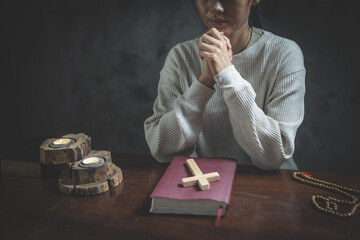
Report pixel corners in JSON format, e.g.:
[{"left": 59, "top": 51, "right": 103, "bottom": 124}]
[{"left": 0, "top": 154, "right": 359, "bottom": 240}]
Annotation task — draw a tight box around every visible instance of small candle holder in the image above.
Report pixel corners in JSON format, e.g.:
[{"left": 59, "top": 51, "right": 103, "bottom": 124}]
[
  {"left": 58, "top": 150, "right": 123, "bottom": 196},
  {"left": 40, "top": 133, "right": 91, "bottom": 165}
]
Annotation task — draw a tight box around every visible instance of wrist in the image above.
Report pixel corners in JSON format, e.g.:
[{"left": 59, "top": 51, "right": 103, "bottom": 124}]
[
  {"left": 215, "top": 62, "right": 232, "bottom": 76},
  {"left": 198, "top": 74, "right": 215, "bottom": 88}
]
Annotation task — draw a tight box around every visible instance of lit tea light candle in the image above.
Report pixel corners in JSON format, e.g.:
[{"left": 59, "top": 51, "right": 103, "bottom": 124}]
[
  {"left": 53, "top": 138, "right": 71, "bottom": 145},
  {"left": 82, "top": 157, "right": 101, "bottom": 165},
  {"left": 50, "top": 138, "right": 73, "bottom": 148}
]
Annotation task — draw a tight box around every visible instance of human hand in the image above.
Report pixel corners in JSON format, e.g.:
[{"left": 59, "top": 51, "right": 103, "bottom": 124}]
[
  {"left": 198, "top": 58, "right": 215, "bottom": 87},
  {"left": 220, "top": 32, "right": 233, "bottom": 61},
  {"left": 199, "top": 28, "right": 233, "bottom": 77}
]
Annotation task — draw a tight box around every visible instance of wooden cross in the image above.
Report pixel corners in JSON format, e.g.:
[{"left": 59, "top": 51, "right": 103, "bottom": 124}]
[{"left": 182, "top": 158, "right": 220, "bottom": 191}]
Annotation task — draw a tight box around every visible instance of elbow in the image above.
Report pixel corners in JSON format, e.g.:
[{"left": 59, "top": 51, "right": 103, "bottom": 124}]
[
  {"left": 145, "top": 133, "right": 171, "bottom": 164},
  {"left": 149, "top": 147, "right": 172, "bottom": 164},
  {"left": 146, "top": 136, "right": 171, "bottom": 163},
  {"left": 250, "top": 147, "right": 290, "bottom": 171},
  {"left": 144, "top": 122, "right": 168, "bottom": 163},
  {"left": 250, "top": 134, "right": 295, "bottom": 171}
]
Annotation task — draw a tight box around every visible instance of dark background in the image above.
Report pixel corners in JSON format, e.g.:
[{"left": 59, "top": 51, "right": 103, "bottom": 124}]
[{"left": 1, "top": 0, "right": 359, "bottom": 175}]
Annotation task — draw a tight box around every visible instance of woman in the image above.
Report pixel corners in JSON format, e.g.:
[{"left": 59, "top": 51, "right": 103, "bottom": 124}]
[{"left": 144, "top": 0, "right": 305, "bottom": 170}]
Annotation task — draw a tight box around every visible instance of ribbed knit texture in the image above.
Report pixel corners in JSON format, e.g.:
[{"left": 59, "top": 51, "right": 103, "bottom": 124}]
[{"left": 144, "top": 30, "right": 305, "bottom": 170}]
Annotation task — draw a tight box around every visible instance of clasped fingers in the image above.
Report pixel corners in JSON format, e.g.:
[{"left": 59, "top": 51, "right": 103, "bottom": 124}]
[
  {"left": 198, "top": 35, "right": 232, "bottom": 75},
  {"left": 201, "top": 33, "right": 227, "bottom": 52},
  {"left": 198, "top": 48, "right": 231, "bottom": 76}
]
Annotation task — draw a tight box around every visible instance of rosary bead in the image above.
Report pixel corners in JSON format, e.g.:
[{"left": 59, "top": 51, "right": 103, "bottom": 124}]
[{"left": 293, "top": 171, "right": 359, "bottom": 218}]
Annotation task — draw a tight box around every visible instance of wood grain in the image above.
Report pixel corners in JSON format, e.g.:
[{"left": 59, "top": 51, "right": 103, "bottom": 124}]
[
  {"left": 40, "top": 133, "right": 91, "bottom": 165},
  {"left": 58, "top": 150, "right": 123, "bottom": 196},
  {"left": 0, "top": 154, "right": 359, "bottom": 240}
]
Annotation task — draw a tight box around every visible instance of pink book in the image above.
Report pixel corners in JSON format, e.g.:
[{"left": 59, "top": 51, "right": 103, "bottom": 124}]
[{"left": 150, "top": 156, "right": 237, "bottom": 217}]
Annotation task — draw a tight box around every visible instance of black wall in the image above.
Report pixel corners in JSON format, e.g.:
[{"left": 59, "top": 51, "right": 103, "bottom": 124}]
[{"left": 1, "top": 0, "right": 359, "bottom": 175}]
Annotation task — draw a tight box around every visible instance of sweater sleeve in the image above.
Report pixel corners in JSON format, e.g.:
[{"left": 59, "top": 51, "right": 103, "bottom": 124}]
[
  {"left": 214, "top": 46, "right": 305, "bottom": 170},
  {"left": 144, "top": 47, "right": 215, "bottom": 163}
]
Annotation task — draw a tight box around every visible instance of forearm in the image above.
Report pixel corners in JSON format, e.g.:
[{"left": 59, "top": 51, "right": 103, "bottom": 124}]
[
  {"left": 144, "top": 80, "right": 214, "bottom": 163},
  {"left": 215, "top": 65, "right": 305, "bottom": 170}
]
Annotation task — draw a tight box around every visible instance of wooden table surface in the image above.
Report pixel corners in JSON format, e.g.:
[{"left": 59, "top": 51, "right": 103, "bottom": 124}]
[{"left": 0, "top": 154, "right": 359, "bottom": 240}]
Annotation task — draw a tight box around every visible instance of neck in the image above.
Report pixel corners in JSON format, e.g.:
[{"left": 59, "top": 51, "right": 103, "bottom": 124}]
[{"left": 229, "top": 23, "right": 252, "bottom": 54}]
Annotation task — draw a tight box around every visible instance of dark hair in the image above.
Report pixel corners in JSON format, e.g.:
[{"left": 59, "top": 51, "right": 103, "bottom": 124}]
[{"left": 249, "top": 5, "right": 262, "bottom": 28}]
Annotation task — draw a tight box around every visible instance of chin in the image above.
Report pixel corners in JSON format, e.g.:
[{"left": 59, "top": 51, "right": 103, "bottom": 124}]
[
  {"left": 219, "top": 27, "right": 232, "bottom": 37},
  {"left": 216, "top": 28, "right": 231, "bottom": 37}
]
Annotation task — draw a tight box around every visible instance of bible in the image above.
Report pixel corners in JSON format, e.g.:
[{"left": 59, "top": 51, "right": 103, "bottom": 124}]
[{"left": 149, "top": 155, "right": 237, "bottom": 217}]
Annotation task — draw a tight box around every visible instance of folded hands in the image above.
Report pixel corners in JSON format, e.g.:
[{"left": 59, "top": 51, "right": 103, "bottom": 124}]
[{"left": 198, "top": 28, "right": 233, "bottom": 87}]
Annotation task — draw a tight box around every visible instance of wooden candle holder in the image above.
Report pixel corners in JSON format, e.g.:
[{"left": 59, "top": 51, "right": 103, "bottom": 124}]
[
  {"left": 40, "top": 133, "right": 91, "bottom": 165},
  {"left": 58, "top": 150, "right": 123, "bottom": 196}
]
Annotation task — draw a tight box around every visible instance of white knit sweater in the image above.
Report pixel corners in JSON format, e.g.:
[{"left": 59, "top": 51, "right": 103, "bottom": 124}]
[{"left": 144, "top": 30, "right": 305, "bottom": 170}]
